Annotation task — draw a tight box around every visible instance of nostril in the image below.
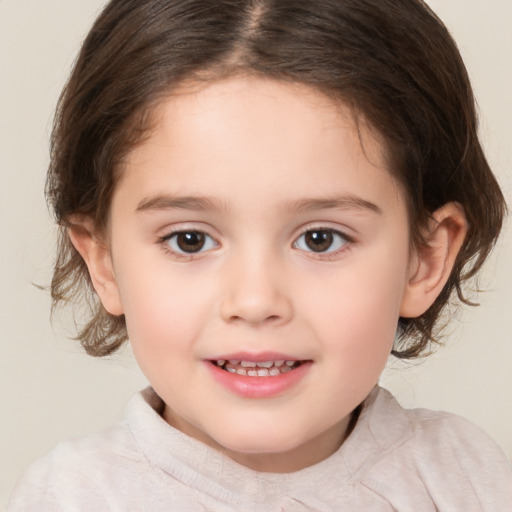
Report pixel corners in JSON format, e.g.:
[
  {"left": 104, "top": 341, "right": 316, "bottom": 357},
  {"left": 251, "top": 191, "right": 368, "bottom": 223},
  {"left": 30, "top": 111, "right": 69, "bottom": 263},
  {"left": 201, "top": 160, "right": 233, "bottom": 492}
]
[
  {"left": 234, "top": 314, "right": 284, "bottom": 326},
  {"left": 219, "top": 285, "right": 294, "bottom": 326}
]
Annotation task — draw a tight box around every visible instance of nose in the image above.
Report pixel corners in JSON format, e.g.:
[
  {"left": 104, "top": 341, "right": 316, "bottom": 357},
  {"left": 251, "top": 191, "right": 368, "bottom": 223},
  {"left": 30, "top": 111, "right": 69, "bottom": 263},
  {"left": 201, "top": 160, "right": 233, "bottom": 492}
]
[{"left": 219, "top": 252, "right": 294, "bottom": 327}]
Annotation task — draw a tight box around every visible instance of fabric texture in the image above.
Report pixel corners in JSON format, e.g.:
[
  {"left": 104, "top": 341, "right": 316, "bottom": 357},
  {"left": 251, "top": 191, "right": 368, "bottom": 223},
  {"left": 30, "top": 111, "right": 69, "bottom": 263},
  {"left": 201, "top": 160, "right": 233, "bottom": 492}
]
[{"left": 8, "top": 386, "right": 512, "bottom": 511}]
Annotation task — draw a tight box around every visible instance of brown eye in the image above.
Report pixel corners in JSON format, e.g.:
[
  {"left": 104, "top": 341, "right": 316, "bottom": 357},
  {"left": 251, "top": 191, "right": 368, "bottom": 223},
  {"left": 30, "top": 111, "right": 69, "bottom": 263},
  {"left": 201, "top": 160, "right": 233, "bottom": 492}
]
[
  {"left": 294, "top": 229, "right": 348, "bottom": 253},
  {"left": 176, "top": 232, "right": 205, "bottom": 252},
  {"left": 304, "top": 230, "right": 333, "bottom": 252},
  {"left": 166, "top": 231, "right": 216, "bottom": 254}
]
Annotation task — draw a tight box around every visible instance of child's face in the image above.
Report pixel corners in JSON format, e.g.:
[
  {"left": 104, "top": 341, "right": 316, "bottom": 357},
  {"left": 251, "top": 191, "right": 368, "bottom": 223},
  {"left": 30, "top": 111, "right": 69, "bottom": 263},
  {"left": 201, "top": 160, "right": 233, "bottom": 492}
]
[{"left": 106, "top": 76, "right": 414, "bottom": 471}]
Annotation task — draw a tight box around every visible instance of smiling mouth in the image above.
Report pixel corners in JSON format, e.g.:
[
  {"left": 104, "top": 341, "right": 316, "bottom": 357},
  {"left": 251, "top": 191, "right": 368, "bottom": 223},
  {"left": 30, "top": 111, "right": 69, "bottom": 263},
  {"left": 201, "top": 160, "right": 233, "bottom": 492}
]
[{"left": 211, "top": 359, "right": 305, "bottom": 377}]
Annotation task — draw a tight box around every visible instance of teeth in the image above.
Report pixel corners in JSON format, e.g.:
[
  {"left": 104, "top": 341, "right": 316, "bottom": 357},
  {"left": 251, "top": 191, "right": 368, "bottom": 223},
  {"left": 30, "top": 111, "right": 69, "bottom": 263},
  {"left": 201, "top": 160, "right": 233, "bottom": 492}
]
[
  {"left": 218, "top": 358, "right": 303, "bottom": 377},
  {"left": 226, "top": 360, "right": 297, "bottom": 368},
  {"left": 235, "top": 360, "right": 297, "bottom": 368},
  {"left": 256, "top": 361, "right": 273, "bottom": 368}
]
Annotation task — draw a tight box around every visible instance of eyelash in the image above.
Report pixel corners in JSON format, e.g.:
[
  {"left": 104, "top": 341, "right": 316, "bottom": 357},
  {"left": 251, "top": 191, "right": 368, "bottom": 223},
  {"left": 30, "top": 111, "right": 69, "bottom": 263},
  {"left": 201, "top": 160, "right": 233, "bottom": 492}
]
[
  {"left": 293, "top": 228, "right": 352, "bottom": 259},
  {"left": 158, "top": 230, "right": 218, "bottom": 260},
  {"left": 158, "top": 227, "right": 353, "bottom": 260}
]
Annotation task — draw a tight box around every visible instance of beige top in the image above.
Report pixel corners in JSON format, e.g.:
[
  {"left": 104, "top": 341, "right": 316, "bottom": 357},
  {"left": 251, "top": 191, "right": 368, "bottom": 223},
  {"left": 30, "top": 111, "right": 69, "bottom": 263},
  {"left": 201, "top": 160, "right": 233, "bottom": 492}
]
[{"left": 8, "top": 386, "right": 512, "bottom": 511}]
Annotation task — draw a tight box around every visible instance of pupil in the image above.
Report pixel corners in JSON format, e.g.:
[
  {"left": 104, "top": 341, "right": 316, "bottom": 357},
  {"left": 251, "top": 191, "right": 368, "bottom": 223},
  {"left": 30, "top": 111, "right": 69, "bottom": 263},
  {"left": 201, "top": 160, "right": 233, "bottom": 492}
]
[
  {"left": 305, "top": 230, "right": 333, "bottom": 252},
  {"left": 177, "top": 232, "right": 205, "bottom": 253}
]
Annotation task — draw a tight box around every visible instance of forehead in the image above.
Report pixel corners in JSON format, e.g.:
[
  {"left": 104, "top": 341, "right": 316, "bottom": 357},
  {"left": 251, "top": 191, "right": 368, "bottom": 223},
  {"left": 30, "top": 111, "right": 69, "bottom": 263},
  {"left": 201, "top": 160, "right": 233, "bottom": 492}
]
[{"left": 116, "top": 76, "right": 404, "bottom": 215}]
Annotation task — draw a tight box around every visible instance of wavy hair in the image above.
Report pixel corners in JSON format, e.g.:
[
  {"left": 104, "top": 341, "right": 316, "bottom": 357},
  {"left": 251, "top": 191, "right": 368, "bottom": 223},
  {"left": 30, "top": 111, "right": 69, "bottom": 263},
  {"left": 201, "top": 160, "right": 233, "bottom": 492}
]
[{"left": 46, "top": 0, "right": 506, "bottom": 357}]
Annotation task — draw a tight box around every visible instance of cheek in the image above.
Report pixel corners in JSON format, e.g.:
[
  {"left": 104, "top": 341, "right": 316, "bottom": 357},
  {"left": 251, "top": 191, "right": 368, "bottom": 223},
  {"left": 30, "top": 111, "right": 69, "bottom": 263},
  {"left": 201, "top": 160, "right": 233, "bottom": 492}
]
[
  {"left": 118, "top": 270, "right": 217, "bottom": 388},
  {"left": 114, "top": 256, "right": 215, "bottom": 355},
  {"left": 301, "top": 249, "right": 409, "bottom": 358}
]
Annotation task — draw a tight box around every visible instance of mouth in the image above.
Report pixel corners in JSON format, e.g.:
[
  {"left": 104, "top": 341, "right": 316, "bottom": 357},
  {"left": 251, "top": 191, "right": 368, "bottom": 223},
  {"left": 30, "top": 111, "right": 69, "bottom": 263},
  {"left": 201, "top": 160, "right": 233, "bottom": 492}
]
[
  {"left": 210, "top": 359, "right": 305, "bottom": 377},
  {"left": 206, "top": 355, "right": 312, "bottom": 398}
]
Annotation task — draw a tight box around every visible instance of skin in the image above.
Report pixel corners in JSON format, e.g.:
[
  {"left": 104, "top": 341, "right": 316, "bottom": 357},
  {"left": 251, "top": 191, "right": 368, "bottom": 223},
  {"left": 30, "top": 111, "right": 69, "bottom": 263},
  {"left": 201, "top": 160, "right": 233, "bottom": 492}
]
[{"left": 70, "top": 76, "right": 467, "bottom": 473}]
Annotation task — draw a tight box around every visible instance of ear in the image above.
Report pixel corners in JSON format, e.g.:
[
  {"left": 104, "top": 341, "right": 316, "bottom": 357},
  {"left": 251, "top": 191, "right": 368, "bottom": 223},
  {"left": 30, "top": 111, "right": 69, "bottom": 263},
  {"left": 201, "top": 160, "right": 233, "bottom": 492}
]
[
  {"left": 67, "top": 215, "right": 124, "bottom": 316},
  {"left": 400, "top": 202, "right": 468, "bottom": 318}
]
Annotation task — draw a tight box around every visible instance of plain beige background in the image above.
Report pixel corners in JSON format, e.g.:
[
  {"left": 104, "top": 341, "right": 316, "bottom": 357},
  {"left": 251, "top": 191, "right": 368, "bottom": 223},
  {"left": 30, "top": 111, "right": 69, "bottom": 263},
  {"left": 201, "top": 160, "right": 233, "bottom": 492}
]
[{"left": 1, "top": 0, "right": 511, "bottom": 507}]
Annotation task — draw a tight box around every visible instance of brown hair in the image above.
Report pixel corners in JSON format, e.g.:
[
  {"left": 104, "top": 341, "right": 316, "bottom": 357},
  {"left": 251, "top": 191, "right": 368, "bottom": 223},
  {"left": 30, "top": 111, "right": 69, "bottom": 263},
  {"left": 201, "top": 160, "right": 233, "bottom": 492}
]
[{"left": 47, "top": 0, "right": 506, "bottom": 358}]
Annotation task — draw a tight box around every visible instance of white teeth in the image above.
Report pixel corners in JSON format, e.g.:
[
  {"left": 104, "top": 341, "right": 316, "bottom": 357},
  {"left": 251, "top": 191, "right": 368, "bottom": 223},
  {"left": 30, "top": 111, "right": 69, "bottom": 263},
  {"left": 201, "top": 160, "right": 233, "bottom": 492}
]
[
  {"left": 219, "top": 358, "right": 304, "bottom": 377},
  {"left": 232, "top": 360, "right": 295, "bottom": 368},
  {"left": 256, "top": 361, "right": 274, "bottom": 368}
]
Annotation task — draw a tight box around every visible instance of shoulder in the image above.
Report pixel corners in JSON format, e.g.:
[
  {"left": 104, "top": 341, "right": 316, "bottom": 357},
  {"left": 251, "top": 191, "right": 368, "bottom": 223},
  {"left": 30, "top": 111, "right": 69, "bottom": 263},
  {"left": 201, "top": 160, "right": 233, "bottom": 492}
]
[
  {"left": 6, "top": 388, "right": 169, "bottom": 511},
  {"left": 366, "top": 386, "right": 510, "bottom": 465},
  {"left": 405, "top": 401, "right": 511, "bottom": 475},
  {"left": 360, "top": 387, "right": 512, "bottom": 510},
  {"left": 7, "top": 421, "right": 145, "bottom": 511}
]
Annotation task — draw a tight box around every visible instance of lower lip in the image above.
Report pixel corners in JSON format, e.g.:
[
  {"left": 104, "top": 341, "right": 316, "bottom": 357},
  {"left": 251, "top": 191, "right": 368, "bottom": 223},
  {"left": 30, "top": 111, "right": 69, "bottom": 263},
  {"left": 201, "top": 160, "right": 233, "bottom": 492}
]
[{"left": 205, "top": 361, "right": 312, "bottom": 399}]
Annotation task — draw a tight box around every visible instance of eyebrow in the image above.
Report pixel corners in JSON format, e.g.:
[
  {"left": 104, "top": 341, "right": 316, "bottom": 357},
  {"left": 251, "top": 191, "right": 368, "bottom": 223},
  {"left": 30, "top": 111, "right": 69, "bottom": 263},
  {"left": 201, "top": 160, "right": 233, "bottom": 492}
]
[
  {"left": 136, "top": 195, "right": 227, "bottom": 213},
  {"left": 136, "top": 193, "right": 382, "bottom": 215},
  {"left": 287, "top": 196, "right": 382, "bottom": 215}
]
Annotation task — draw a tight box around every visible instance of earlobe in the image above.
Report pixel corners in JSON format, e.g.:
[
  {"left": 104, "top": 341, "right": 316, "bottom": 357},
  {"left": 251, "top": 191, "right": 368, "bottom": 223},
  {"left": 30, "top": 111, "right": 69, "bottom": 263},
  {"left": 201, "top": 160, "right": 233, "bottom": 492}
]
[
  {"left": 400, "top": 202, "right": 468, "bottom": 318},
  {"left": 67, "top": 216, "right": 124, "bottom": 316}
]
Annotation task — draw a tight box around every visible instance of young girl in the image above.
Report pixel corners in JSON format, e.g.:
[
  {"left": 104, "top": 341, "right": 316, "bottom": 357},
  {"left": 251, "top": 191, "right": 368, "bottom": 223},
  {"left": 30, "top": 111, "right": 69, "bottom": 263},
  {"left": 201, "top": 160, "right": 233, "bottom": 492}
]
[{"left": 8, "top": 0, "right": 511, "bottom": 509}]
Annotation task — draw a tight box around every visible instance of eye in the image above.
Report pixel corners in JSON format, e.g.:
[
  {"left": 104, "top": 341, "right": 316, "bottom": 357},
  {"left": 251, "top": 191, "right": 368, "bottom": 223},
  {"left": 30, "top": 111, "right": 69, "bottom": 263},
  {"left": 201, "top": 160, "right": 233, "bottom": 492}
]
[
  {"left": 294, "top": 228, "right": 349, "bottom": 254},
  {"left": 164, "top": 231, "right": 217, "bottom": 254}
]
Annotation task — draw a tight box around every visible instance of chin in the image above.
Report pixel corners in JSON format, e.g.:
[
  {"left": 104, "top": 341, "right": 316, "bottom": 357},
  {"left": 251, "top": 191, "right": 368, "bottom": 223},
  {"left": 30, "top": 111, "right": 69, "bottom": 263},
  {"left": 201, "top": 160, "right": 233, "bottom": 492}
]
[
  {"left": 222, "top": 437, "right": 293, "bottom": 455},
  {"left": 211, "top": 425, "right": 310, "bottom": 456}
]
